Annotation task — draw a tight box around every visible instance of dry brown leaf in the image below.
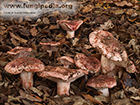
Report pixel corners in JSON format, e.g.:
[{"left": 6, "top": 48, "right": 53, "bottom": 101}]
[
  {"left": 43, "top": 17, "right": 50, "bottom": 24},
  {"left": 72, "top": 38, "right": 79, "bottom": 46},
  {"left": 115, "top": 1, "right": 133, "bottom": 7},
  {"left": 49, "top": 25, "right": 59, "bottom": 30},
  {"left": 18, "top": 28, "right": 30, "bottom": 37},
  {"left": 10, "top": 38, "right": 20, "bottom": 46},
  {"left": 113, "top": 9, "right": 125, "bottom": 15},
  {"left": 112, "top": 98, "right": 132, "bottom": 105},
  {"left": 30, "top": 27, "right": 37, "bottom": 36},
  {"left": 8, "top": 96, "right": 21, "bottom": 103},
  {"left": 99, "top": 20, "right": 114, "bottom": 30},
  {"left": 125, "top": 87, "right": 140, "bottom": 94},
  {"left": 9, "top": 32, "right": 27, "bottom": 44},
  {"left": 82, "top": 5, "right": 94, "bottom": 13},
  {"left": 130, "top": 96, "right": 140, "bottom": 100},
  {"left": 18, "top": 90, "right": 42, "bottom": 102},
  {"left": 30, "top": 87, "right": 43, "bottom": 97},
  {"left": 81, "top": 94, "right": 103, "bottom": 105}
]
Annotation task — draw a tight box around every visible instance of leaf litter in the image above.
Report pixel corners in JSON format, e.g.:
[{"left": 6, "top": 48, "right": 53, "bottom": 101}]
[{"left": 0, "top": 0, "right": 140, "bottom": 104}]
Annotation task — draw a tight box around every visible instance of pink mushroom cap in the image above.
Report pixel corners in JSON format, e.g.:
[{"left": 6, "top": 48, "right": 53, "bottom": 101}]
[
  {"left": 86, "top": 75, "right": 117, "bottom": 96},
  {"left": 7, "top": 46, "right": 32, "bottom": 58},
  {"left": 57, "top": 20, "right": 83, "bottom": 38},
  {"left": 57, "top": 56, "right": 74, "bottom": 68},
  {"left": 57, "top": 20, "right": 83, "bottom": 31},
  {"left": 4, "top": 57, "right": 45, "bottom": 74},
  {"left": 4, "top": 57, "right": 45, "bottom": 89},
  {"left": 37, "top": 66, "right": 88, "bottom": 95},
  {"left": 89, "top": 30, "right": 128, "bottom": 62},
  {"left": 40, "top": 41, "right": 60, "bottom": 57},
  {"left": 86, "top": 75, "right": 117, "bottom": 88},
  {"left": 74, "top": 53, "right": 101, "bottom": 74}
]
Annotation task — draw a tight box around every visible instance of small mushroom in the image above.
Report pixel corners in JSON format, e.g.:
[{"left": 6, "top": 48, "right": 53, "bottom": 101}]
[
  {"left": 57, "top": 20, "right": 83, "bottom": 38},
  {"left": 40, "top": 42, "right": 60, "bottom": 57},
  {"left": 86, "top": 75, "right": 117, "bottom": 97},
  {"left": 89, "top": 30, "right": 138, "bottom": 74},
  {"left": 74, "top": 53, "right": 101, "bottom": 74},
  {"left": 4, "top": 57, "right": 45, "bottom": 90},
  {"left": 57, "top": 56, "right": 74, "bottom": 68},
  {"left": 7, "top": 46, "right": 32, "bottom": 59},
  {"left": 37, "top": 66, "right": 88, "bottom": 95}
]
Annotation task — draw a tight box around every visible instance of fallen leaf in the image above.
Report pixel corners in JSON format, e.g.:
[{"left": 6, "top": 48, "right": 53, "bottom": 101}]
[
  {"left": 43, "top": 17, "right": 50, "bottom": 24},
  {"left": 30, "top": 87, "right": 43, "bottom": 97},
  {"left": 9, "top": 32, "right": 28, "bottom": 44},
  {"left": 115, "top": 1, "right": 133, "bottom": 7},
  {"left": 30, "top": 27, "right": 37, "bottom": 36},
  {"left": 49, "top": 24, "right": 60, "bottom": 30},
  {"left": 8, "top": 95, "right": 21, "bottom": 103},
  {"left": 82, "top": 5, "right": 94, "bottom": 13},
  {"left": 81, "top": 94, "right": 103, "bottom": 105},
  {"left": 99, "top": 20, "right": 114, "bottom": 30},
  {"left": 112, "top": 98, "right": 133, "bottom": 105},
  {"left": 72, "top": 38, "right": 79, "bottom": 46},
  {"left": 130, "top": 96, "right": 140, "bottom": 100},
  {"left": 18, "top": 90, "right": 42, "bottom": 102}
]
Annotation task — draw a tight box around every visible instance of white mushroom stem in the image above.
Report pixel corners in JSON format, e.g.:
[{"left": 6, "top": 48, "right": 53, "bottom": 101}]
[
  {"left": 97, "top": 88, "right": 109, "bottom": 97},
  {"left": 57, "top": 82, "right": 70, "bottom": 95},
  {"left": 101, "top": 55, "right": 137, "bottom": 75},
  {"left": 101, "top": 55, "right": 116, "bottom": 74},
  {"left": 47, "top": 50, "right": 52, "bottom": 57},
  {"left": 20, "top": 71, "right": 33, "bottom": 90},
  {"left": 67, "top": 31, "right": 75, "bottom": 38}
]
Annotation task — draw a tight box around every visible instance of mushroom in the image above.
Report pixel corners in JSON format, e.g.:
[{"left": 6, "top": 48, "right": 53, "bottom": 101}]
[
  {"left": 37, "top": 66, "right": 88, "bottom": 95},
  {"left": 89, "top": 30, "right": 138, "bottom": 75},
  {"left": 74, "top": 53, "right": 101, "bottom": 74},
  {"left": 57, "top": 56, "right": 74, "bottom": 68},
  {"left": 57, "top": 20, "right": 83, "bottom": 38},
  {"left": 40, "top": 42, "right": 60, "bottom": 57},
  {"left": 7, "top": 46, "right": 32, "bottom": 59},
  {"left": 4, "top": 57, "right": 45, "bottom": 90},
  {"left": 86, "top": 75, "right": 117, "bottom": 97}
]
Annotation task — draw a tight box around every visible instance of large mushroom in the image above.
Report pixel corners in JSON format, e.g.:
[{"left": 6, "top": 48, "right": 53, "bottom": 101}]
[
  {"left": 57, "top": 56, "right": 74, "bottom": 68},
  {"left": 89, "top": 30, "right": 138, "bottom": 75},
  {"left": 40, "top": 41, "right": 60, "bottom": 57},
  {"left": 86, "top": 75, "right": 117, "bottom": 97},
  {"left": 4, "top": 57, "right": 45, "bottom": 90},
  {"left": 57, "top": 20, "right": 83, "bottom": 38},
  {"left": 74, "top": 53, "right": 101, "bottom": 74},
  {"left": 37, "top": 66, "right": 88, "bottom": 96},
  {"left": 7, "top": 46, "right": 32, "bottom": 59}
]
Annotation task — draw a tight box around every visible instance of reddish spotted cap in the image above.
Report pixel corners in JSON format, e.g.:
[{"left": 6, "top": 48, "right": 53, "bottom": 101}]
[
  {"left": 89, "top": 30, "right": 128, "bottom": 62},
  {"left": 4, "top": 57, "right": 45, "bottom": 74},
  {"left": 74, "top": 53, "right": 101, "bottom": 74},
  {"left": 86, "top": 75, "right": 117, "bottom": 88}
]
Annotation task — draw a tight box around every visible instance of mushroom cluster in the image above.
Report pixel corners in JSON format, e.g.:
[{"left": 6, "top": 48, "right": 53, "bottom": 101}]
[
  {"left": 4, "top": 20, "right": 138, "bottom": 98},
  {"left": 89, "top": 30, "right": 138, "bottom": 75}
]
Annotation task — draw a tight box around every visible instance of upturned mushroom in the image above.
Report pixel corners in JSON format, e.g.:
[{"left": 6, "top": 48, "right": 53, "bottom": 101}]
[
  {"left": 74, "top": 53, "right": 101, "bottom": 74},
  {"left": 7, "top": 46, "right": 32, "bottom": 59},
  {"left": 57, "top": 20, "right": 83, "bottom": 38},
  {"left": 86, "top": 75, "right": 117, "bottom": 97},
  {"left": 4, "top": 57, "right": 45, "bottom": 90},
  {"left": 40, "top": 41, "right": 60, "bottom": 57},
  {"left": 57, "top": 56, "right": 74, "bottom": 68},
  {"left": 89, "top": 30, "right": 138, "bottom": 75},
  {"left": 37, "top": 66, "right": 88, "bottom": 96}
]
